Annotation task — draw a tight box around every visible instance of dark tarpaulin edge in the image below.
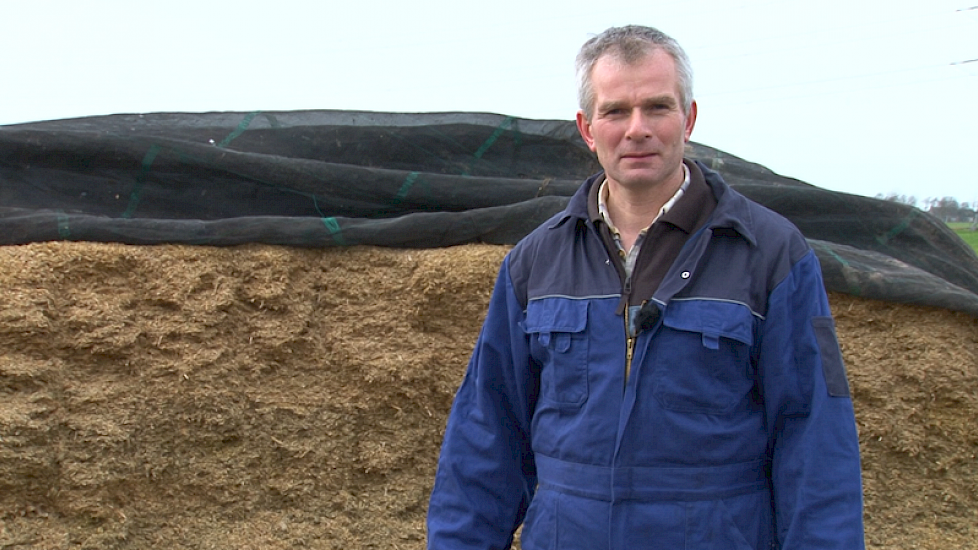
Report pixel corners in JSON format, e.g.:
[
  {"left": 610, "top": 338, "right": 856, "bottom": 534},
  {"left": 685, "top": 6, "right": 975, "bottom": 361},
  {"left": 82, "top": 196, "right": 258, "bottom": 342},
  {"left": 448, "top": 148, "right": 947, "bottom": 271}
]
[{"left": 3, "top": 204, "right": 978, "bottom": 318}]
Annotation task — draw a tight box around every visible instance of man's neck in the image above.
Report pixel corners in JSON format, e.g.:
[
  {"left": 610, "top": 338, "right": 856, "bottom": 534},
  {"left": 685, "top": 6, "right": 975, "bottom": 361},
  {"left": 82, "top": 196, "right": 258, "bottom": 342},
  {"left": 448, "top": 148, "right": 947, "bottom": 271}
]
[{"left": 605, "top": 166, "right": 686, "bottom": 239}]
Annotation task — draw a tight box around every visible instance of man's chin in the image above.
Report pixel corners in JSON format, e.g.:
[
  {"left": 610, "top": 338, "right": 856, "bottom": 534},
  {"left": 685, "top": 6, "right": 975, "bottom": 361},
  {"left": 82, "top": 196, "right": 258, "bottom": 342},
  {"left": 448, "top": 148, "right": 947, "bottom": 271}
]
[
  {"left": 613, "top": 159, "right": 688, "bottom": 188},
  {"left": 613, "top": 169, "right": 670, "bottom": 189}
]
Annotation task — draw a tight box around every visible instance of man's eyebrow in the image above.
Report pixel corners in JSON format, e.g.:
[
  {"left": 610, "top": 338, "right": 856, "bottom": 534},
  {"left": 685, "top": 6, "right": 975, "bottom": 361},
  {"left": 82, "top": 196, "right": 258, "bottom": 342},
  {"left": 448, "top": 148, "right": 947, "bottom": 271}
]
[
  {"left": 596, "top": 100, "right": 628, "bottom": 113},
  {"left": 642, "top": 95, "right": 678, "bottom": 107},
  {"left": 596, "top": 95, "right": 679, "bottom": 113}
]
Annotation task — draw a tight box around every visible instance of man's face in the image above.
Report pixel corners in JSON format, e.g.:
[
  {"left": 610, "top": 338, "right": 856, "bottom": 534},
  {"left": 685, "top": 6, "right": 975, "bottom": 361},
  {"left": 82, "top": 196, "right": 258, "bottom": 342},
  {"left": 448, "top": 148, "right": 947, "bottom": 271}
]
[{"left": 576, "top": 49, "right": 697, "bottom": 194}]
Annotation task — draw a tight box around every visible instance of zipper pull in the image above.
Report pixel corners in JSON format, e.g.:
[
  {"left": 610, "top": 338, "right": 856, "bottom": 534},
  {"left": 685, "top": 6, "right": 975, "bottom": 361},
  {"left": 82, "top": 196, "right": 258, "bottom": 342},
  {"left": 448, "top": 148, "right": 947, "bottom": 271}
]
[{"left": 616, "top": 277, "right": 633, "bottom": 316}]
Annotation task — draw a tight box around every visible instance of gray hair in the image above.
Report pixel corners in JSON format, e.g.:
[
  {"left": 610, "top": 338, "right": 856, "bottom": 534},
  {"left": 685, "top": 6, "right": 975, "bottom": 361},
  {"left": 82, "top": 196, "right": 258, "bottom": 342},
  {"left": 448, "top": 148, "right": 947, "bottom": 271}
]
[{"left": 576, "top": 25, "right": 694, "bottom": 120}]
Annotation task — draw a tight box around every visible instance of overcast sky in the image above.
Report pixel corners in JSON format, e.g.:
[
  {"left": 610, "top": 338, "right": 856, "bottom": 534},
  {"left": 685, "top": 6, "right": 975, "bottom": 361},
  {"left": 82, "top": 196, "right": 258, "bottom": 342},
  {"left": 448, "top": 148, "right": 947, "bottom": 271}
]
[{"left": 3, "top": 0, "right": 976, "bottom": 203}]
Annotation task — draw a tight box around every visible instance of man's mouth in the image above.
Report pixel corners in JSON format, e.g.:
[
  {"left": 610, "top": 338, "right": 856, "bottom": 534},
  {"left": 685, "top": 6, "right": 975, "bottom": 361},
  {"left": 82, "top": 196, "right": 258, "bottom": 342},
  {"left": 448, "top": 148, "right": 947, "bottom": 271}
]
[{"left": 621, "top": 152, "right": 656, "bottom": 160}]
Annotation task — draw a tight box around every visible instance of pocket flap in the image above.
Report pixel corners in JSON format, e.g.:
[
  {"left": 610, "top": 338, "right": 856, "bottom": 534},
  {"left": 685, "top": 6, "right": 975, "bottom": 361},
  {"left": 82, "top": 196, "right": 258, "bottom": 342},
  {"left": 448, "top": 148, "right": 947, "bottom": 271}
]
[
  {"left": 662, "top": 300, "right": 755, "bottom": 346},
  {"left": 812, "top": 316, "right": 851, "bottom": 397},
  {"left": 524, "top": 298, "right": 589, "bottom": 334}
]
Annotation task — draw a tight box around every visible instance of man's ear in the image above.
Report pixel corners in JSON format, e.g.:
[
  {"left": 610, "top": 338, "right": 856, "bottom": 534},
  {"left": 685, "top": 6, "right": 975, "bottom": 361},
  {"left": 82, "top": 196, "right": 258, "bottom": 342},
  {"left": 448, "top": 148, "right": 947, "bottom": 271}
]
[
  {"left": 684, "top": 100, "right": 698, "bottom": 143},
  {"left": 576, "top": 110, "right": 597, "bottom": 152}
]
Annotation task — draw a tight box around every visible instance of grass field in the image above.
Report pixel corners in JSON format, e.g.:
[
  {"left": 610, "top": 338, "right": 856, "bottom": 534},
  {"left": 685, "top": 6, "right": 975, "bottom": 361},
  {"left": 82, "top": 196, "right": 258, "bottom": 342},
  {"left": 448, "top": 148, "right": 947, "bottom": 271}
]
[{"left": 948, "top": 222, "right": 978, "bottom": 254}]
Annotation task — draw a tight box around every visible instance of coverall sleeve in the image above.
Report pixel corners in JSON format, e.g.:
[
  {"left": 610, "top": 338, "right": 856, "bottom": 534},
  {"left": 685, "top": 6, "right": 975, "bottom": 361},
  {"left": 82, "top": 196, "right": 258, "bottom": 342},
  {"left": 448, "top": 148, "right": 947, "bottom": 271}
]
[
  {"left": 759, "top": 250, "right": 866, "bottom": 549},
  {"left": 427, "top": 255, "right": 539, "bottom": 550}
]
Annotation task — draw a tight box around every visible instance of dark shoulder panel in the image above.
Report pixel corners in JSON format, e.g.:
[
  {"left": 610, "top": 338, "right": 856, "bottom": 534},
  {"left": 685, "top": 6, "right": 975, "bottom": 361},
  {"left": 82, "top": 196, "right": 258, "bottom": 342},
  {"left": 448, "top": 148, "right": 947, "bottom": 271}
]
[{"left": 508, "top": 214, "right": 621, "bottom": 308}]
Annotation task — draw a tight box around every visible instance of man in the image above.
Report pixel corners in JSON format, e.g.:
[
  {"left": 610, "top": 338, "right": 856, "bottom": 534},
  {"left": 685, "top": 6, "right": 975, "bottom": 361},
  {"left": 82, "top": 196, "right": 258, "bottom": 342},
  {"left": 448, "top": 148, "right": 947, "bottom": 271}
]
[{"left": 427, "top": 25, "right": 865, "bottom": 550}]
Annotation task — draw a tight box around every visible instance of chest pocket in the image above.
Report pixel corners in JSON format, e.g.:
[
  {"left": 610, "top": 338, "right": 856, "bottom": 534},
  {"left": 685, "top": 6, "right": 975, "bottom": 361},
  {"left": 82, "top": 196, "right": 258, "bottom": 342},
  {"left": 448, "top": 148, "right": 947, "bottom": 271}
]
[
  {"left": 651, "top": 300, "right": 757, "bottom": 414},
  {"left": 524, "top": 298, "right": 590, "bottom": 407}
]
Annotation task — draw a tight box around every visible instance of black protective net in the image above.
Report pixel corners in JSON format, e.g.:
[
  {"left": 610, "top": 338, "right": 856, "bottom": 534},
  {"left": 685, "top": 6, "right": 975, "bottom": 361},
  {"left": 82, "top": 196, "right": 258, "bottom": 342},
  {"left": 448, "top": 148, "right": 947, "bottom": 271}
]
[{"left": 3, "top": 110, "right": 977, "bottom": 317}]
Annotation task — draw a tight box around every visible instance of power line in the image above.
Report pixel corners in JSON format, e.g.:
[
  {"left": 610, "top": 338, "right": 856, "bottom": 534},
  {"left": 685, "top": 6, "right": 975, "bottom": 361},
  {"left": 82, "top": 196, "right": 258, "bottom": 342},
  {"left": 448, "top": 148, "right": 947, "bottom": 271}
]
[
  {"left": 699, "top": 59, "right": 969, "bottom": 101},
  {"left": 685, "top": 8, "right": 976, "bottom": 98},
  {"left": 700, "top": 70, "right": 975, "bottom": 108},
  {"left": 690, "top": 5, "right": 954, "bottom": 57}
]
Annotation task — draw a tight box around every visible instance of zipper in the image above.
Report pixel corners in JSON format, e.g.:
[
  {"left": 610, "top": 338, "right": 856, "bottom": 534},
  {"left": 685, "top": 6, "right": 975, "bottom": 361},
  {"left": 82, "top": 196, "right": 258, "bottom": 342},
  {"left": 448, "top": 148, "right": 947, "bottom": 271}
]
[
  {"left": 623, "top": 277, "right": 634, "bottom": 385},
  {"left": 625, "top": 320, "right": 636, "bottom": 383},
  {"left": 625, "top": 296, "right": 657, "bottom": 386}
]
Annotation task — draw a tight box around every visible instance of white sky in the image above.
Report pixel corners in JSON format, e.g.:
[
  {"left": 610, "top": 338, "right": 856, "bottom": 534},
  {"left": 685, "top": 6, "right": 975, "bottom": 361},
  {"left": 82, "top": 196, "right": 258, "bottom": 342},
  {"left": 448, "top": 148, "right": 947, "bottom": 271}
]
[{"left": 3, "top": 0, "right": 976, "bottom": 203}]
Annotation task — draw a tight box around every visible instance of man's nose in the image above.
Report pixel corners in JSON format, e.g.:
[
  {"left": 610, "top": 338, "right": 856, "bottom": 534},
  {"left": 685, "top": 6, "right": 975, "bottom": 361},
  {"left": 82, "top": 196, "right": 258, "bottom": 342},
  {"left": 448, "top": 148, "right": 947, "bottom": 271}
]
[{"left": 624, "top": 109, "right": 652, "bottom": 140}]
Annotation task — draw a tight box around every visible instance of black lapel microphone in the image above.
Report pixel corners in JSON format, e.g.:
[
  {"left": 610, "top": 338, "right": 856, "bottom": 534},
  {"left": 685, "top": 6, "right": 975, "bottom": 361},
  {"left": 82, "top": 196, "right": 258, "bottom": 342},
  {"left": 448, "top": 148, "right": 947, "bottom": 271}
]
[{"left": 634, "top": 302, "right": 662, "bottom": 334}]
